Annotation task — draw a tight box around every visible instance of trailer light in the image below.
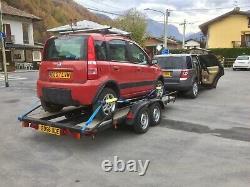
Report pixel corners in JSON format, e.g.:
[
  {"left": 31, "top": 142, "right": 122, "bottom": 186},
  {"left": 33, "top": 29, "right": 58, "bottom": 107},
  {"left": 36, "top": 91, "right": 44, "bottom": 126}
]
[
  {"left": 22, "top": 121, "right": 30, "bottom": 127},
  {"left": 127, "top": 111, "right": 134, "bottom": 120}
]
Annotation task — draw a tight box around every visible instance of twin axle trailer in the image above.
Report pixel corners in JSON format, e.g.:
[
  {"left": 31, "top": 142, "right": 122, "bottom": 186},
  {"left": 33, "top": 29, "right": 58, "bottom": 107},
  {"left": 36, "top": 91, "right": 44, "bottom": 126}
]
[{"left": 18, "top": 90, "right": 176, "bottom": 140}]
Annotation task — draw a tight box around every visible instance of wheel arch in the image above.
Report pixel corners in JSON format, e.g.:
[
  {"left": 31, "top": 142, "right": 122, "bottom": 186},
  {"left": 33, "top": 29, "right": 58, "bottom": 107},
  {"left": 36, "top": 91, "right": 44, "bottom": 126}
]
[{"left": 92, "top": 80, "right": 120, "bottom": 104}]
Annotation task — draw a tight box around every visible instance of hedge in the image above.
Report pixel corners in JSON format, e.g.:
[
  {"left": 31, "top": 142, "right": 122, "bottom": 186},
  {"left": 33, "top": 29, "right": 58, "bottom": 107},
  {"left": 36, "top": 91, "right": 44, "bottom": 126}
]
[
  {"left": 209, "top": 48, "right": 250, "bottom": 58},
  {"left": 169, "top": 48, "right": 250, "bottom": 59}
]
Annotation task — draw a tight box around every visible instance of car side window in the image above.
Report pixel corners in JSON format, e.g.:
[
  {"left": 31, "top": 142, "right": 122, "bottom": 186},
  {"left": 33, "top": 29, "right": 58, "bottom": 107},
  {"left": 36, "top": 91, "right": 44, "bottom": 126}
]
[
  {"left": 186, "top": 56, "right": 193, "bottom": 69},
  {"left": 95, "top": 40, "right": 107, "bottom": 61},
  {"left": 108, "top": 40, "right": 129, "bottom": 62},
  {"left": 129, "top": 42, "right": 148, "bottom": 65}
]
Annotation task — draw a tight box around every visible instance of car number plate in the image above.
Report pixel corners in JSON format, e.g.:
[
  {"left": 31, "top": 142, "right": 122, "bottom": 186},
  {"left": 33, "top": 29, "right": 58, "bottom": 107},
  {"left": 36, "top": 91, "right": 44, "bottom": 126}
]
[
  {"left": 49, "top": 71, "right": 71, "bottom": 79},
  {"left": 163, "top": 71, "right": 172, "bottom": 77},
  {"left": 38, "top": 124, "right": 61, "bottom": 136}
]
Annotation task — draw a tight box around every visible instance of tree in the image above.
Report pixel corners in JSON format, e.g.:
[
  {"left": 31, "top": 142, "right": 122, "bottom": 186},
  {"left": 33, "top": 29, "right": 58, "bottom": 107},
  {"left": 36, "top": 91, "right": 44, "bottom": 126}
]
[{"left": 114, "top": 9, "right": 147, "bottom": 46}]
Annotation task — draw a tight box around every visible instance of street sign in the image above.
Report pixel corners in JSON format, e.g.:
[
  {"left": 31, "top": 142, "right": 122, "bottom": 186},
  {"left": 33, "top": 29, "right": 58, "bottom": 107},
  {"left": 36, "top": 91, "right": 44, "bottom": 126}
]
[
  {"left": 0, "top": 32, "right": 5, "bottom": 38},
  {"left": 161, "top": 48, "right": 169, "bottom": 55}
]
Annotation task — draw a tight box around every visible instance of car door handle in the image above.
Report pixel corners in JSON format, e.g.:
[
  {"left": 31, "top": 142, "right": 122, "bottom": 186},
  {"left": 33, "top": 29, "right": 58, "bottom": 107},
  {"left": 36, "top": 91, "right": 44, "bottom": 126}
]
[{"left": 113, "top": 66, "right": 120, "bottom": 71}]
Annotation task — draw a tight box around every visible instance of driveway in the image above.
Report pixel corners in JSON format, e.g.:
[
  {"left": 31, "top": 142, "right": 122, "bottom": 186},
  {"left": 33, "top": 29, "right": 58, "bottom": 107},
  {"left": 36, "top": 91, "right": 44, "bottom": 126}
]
[{"left": 0, "top": 69, "right": 250, "bottom": 187}]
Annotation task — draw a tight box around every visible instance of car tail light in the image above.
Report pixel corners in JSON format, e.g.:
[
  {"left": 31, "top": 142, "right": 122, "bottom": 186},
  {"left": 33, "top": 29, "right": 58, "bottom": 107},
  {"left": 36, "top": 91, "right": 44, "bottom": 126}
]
[
  {"left": 87, "top": 36, "right": 98, "bottom": 80},
  {"left": 180, "top": 69, "right": 189, "bottom": 80}
]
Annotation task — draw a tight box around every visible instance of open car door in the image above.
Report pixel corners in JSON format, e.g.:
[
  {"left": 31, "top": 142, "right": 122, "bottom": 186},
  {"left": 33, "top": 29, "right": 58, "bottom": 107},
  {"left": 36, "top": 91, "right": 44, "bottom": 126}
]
[{"left": 198, "top": 54, "right": 224, "bottom": 88}]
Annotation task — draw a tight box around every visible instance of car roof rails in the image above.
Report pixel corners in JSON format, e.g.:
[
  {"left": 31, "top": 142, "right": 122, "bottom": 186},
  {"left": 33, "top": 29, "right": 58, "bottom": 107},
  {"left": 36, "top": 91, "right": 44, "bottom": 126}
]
[{"left": 59, "top": 27, "right": 130, "bottom": 38}]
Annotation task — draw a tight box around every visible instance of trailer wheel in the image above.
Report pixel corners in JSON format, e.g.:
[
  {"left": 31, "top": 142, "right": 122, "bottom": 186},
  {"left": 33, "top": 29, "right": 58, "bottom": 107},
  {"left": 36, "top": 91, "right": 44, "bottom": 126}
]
[
  {"left": 133, "top": 107, "right": 150, "bottom": 134},
  {"left": 149, "top": 103, "right": 162, "bottom": 126}
]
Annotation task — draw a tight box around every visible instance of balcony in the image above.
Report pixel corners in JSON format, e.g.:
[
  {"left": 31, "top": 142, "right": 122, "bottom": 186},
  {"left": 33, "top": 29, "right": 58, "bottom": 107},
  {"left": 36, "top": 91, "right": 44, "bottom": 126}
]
[
  {"left": 232, "top": 41, "right": 250, "bottom": 48},
  {"left": 5, "top": 35, "right": 15, "bottom": 44}
]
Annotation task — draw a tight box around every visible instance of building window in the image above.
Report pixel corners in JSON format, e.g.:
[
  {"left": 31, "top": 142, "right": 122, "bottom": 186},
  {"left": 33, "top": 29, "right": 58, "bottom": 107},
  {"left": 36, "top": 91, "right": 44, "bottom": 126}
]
[
  {"left": 248, "top": 17, "right": 250, "bottom": 28},
  {"left": 3, "top": 24, "right": 11, "bottom": 42},
  {"left": 22, "top": 23, "right": 29, "bottom": 44}
]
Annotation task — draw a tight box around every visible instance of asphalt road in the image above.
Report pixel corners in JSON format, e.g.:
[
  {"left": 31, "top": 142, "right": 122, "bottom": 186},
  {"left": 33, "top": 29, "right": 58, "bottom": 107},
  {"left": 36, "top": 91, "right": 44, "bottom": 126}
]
[{"left": 0, "top": 69, "right": 250, "bottom": 187}]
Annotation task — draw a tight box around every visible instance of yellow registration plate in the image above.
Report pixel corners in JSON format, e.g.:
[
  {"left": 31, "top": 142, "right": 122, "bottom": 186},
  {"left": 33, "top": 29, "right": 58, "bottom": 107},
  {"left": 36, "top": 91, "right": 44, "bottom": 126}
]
[
  {"left": 49, "top": 71, "right": 71, "bottom": 79},
  {"left": 163, "top": 71, "right": 172, "bottom": 77},
  {"left": 38, "top": 124, "right": 61, "bottom": 136}
]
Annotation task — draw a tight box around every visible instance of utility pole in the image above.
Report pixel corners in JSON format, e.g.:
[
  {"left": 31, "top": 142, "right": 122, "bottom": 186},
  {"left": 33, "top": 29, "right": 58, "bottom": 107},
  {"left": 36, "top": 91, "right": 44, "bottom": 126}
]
[
  {"left": 180, "top": 19, "right": 187, "bottom": 49},
  {"left": 165, "top": 9, "right": 170, "bottom": 49},
  {"left": 0, "top": 0, "right": 9, "bottom": 87}
]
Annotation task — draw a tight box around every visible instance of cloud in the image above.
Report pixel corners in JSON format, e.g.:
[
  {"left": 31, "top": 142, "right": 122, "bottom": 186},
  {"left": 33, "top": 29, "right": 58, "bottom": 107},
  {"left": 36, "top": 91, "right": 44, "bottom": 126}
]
[{"left": 75, "top": 0, "right": 250, "bottom": 33}]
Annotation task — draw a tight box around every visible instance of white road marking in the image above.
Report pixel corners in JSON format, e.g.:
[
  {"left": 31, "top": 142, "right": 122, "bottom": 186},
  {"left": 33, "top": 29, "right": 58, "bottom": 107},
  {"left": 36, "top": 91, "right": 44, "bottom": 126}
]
[{"left": 0, "top": 75, "right": 27, "bottom": 81}]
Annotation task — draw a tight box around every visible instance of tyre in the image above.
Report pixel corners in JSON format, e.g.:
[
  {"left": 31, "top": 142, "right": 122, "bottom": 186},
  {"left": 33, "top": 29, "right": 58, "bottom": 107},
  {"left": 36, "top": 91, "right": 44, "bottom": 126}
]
[
  {"left": 155, "top": 80, "right": 164, "bottom": 98},
  {"left": 149, "top": 103, "right": 162, "bottom": 126},
  {"left": 233, "top": 68, "right": 236, "bottom": 71},
  {"left": 93, "top": 88, "right": 117, "bottom": 119},
  {"left": 187, "top": 81, "right": 198, "bottom": 99},
  {"left": 133, "top": 107, "right": 150, "bottom": 134},
  {"left": 41, "top": 100, "right": 63, "bottom": 113}
]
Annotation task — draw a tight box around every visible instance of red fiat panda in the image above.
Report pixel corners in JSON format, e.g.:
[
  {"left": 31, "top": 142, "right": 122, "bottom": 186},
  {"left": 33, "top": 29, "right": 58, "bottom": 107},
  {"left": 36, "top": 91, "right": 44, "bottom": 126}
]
[{"left": 37, "top": 33, "right": 164, "bottom": 118}]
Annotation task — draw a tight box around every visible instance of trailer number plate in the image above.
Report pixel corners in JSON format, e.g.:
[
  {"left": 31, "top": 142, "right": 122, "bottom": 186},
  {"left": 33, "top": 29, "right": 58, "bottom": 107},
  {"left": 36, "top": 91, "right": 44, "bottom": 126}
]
[{"left": 38, "top": 125, "right": 61, "bottom": 136}]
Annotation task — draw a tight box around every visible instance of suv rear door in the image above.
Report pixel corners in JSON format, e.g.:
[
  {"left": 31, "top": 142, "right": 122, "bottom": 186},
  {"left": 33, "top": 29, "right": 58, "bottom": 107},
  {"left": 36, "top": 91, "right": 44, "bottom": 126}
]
[
  {"left": 107, "top": 39, "right": 141, "bottom": 98},
  {"left": 198, "top": 54, "right": 224, "bottom": 86},
  {"left": 40, "top": 35, "right": 88, "bottom": 83},
  {"left": 127, "top": 42, "right": 155, "bottom": 93}
]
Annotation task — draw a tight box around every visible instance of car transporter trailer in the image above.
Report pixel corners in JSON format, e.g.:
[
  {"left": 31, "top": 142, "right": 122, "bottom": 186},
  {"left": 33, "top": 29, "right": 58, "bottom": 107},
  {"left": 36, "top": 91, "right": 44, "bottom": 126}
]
[{"left": 18, "top": 89, "right": 176, "bottom": 140}]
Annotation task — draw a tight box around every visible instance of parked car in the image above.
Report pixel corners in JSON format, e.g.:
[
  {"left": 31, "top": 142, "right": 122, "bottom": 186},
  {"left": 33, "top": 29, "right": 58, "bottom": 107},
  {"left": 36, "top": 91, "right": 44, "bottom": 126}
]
[
  {"left": 153, "top": 54, "right": 224, "bottom": 98},
  {"left": 233, "top": 55, "right": 250, "bottom": 70},
  {"left": 37, "top": 33, "right": 164, "bottom": 118}
]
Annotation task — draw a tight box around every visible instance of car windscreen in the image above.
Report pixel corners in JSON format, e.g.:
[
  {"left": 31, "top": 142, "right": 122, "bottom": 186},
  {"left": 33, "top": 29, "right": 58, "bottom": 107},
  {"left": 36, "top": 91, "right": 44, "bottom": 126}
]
[
  {"left": 156, "top": 56, "right": 192, "bottom": 69},
  {"left": 44, "top": 35, "right": 87, "bottom": 61},
  {"left": 237, "top": 56, "right": 249, "bottom": 60}
]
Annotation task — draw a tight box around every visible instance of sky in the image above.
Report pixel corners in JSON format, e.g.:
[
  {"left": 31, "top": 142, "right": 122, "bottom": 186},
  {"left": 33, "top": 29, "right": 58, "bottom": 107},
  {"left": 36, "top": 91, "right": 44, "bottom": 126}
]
[{"left": 75, "top": 0, "right": 250, "bottom": 34}]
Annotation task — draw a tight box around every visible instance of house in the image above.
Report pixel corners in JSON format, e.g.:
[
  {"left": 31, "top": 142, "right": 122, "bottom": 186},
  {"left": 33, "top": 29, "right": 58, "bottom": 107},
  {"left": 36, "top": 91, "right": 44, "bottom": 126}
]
[
  {"left": 144, "top": 36, "right": 182, "bottom": 58},
  {"left": 184, "top": 39, "right": 200, "bottom": 49},
  {"left": 0, "top": 2, "right": 42, "bottom": 71},
  {"left": 200, "top": 7, "right": 250, "bottom": 48}
]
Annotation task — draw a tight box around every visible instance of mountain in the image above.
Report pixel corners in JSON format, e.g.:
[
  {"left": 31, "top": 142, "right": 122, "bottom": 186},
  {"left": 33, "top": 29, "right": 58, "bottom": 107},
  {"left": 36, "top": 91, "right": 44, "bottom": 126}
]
[
  {"left": 146, "top": 19, "right": 183, "bottom": 41},
  {"left": 95, "top": 13, "right": 112, "bottom": 21},
  {"left": 186, "top": 32, "right": 204, "bottom": 41},
  {"left": 3, "top": 0, "right": 108, "bottom": 43}
]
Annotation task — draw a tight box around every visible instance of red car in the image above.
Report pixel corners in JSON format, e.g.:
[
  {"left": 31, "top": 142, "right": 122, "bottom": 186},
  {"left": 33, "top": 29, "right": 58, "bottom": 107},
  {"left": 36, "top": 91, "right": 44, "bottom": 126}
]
[{"left": 37, "top": 33, "right": 164, "bottom": 118}]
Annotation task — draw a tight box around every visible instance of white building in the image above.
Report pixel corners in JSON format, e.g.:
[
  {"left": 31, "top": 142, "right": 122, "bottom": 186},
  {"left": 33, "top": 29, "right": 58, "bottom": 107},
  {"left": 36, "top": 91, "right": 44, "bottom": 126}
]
[
  {"left": 0, "top": 2, "right": 42, "bottom": 71},
  {"left": 184, "top": 39, "right": 201, "bottom": 49}
]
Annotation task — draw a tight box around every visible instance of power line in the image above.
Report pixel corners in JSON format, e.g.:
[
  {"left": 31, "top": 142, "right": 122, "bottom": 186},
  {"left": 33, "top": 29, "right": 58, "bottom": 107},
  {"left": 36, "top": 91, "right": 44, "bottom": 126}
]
[
  {"left": 171, "top": 5, "right": 250, "bottom": 12},
  {"left": 86, "top": 7, "right": 124, "bottom": 16},
  {"left": 88, "top": 0, "right": 123, "bottom": 12}
]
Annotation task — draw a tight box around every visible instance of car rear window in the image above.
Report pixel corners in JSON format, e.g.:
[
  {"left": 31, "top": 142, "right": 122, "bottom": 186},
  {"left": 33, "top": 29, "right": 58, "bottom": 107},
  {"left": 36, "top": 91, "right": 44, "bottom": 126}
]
[
  {"left": 44, "top": 35, "right": 87, "bottom": 61},
  {"left": 156, "top": 56, "right": 192, "bottom": 69},
  {"left": 237, "top": 56, "right": 249, "bottom": 60}
]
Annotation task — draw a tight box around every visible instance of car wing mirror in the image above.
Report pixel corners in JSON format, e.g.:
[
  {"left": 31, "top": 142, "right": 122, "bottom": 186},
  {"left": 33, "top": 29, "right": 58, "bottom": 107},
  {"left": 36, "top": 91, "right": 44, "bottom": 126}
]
[{"left": 151, "top": 59, "right": 158, "bottom": 65}]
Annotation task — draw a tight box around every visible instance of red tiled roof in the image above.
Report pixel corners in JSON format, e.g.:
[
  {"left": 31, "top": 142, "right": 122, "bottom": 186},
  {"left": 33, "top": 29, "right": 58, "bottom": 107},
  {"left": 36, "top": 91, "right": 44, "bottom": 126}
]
[{"left": 1, "top": 2, "right": 41, "bottom": 21}]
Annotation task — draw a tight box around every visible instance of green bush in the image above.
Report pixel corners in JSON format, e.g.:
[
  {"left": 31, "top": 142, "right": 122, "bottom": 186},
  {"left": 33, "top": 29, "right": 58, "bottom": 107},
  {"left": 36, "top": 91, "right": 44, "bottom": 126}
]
[{"left": 209, "top": 48, "right": 250, "bottom": 58}]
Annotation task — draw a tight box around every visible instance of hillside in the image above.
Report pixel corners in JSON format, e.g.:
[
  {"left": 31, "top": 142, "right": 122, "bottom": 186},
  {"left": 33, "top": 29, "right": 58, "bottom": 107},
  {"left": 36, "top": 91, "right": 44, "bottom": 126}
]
[{"left": 3, "top": 0, "right": 108, "bottom": 43}]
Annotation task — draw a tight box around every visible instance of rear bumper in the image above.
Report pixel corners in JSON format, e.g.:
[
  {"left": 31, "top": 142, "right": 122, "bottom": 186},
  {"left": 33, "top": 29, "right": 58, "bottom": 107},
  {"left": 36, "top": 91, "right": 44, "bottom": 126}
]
[
  {"left": 233, "top": 64, "right": 250, "bottom": 69},
  {"left": 164, "top": 80, "right": 193, "bottom": 91},
  {"left": 37, "top": 80, "right": 100, "bottom": 106}
]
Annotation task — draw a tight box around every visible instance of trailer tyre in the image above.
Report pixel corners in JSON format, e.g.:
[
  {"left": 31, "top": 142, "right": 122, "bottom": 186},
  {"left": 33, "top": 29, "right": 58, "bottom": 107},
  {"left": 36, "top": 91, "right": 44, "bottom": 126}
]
[
  {"left": 133, "top": 107, "right": 150, "bottom": 134},
  {"left": 149, "top": 103, "right": 162, "bottom": 126}
]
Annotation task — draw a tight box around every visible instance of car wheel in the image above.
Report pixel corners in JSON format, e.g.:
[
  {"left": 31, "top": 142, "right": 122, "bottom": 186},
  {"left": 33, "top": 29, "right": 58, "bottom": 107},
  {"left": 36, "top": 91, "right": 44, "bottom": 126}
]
[
  {"left": 233, "top": 68, "right": 236, "bottom": 71},
  {"left": 187, "top": 81, "right": 198, "bottom": 99},
  {"left": 41, "top": 100, "right": 63, "bottom": 113},
  {"left": 93, "top": 88, "right": 117, "bottom": 119},
  {"left": 155, "top": 80, "right": 164, "bottom": 98},
  {"left": 149, "top": 103, "right": 162, "bottom": 126},
  {"left": 133, "top": 107, "right": 150, "bottom": 134}
]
